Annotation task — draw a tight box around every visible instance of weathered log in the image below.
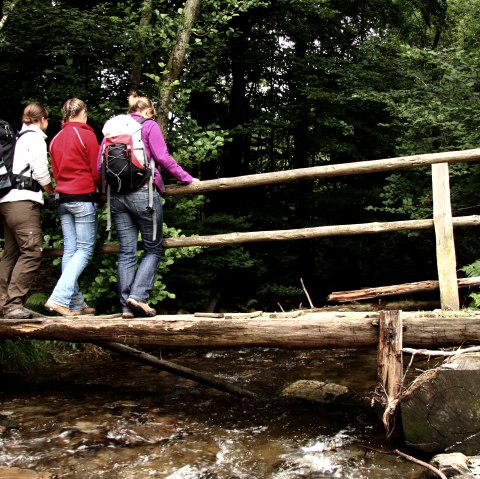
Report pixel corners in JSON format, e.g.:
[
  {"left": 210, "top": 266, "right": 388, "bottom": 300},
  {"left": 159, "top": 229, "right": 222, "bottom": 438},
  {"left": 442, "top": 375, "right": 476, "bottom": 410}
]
[
  {"left": 401, "top": 353, "right": 480, "bottom": 455},
  {"left": 1, "top": 311, "right": 480, "bottom": 348},
  {"left": 375, "top": 311, "right": 403, "bottom": 436},
  {"left": 164, "top": 148, "right": 480, "bottom": 196},
  {"left": 41, "top": 215, "right": 480, "bottom": 257},
  {"left": 403, "top": 346, "right": 480, "bottom": 357},
  {"left": 97, "top": 342, "right": 256, "bottom": 398},
  {"left": 328, "top": 276, "right": 480, "bottom": 303},
  {"left": 432, "top": 163, "right": 460, "bottom": 310}
]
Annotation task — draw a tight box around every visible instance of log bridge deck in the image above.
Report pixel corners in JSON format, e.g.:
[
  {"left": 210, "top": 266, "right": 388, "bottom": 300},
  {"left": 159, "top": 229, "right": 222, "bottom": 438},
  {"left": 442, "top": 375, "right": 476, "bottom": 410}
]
[
  {"left": 1, "top": 308, "right": 480, "bottom": 403},
  {"left": 1, "top": 309, "right": 479, "bottom": 349}
]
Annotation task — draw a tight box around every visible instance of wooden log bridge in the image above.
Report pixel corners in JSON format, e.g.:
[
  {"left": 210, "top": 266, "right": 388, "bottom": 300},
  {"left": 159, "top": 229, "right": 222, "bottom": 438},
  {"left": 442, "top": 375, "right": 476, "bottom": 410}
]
[{"left": 1, "top": 310, "right": 480, "bottom": 348}]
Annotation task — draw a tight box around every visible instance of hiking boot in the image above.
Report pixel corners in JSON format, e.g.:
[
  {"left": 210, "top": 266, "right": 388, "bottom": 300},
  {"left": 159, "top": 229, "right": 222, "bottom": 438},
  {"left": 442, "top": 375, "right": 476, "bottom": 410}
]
[
  {"left": 125, "top": 297, "right": 156, "bottom": 317},
  {"left": 76, "top": 306, "right": 96, "bottom": 315},
  {"left": 122, "top": 311, "right": 135, "bottom": 319},
  {"left": 4, "top": 306, "right": 33, "bottom": 319},
  {"left": 44, "top": 300, "right": 76, "bottom": 317}
]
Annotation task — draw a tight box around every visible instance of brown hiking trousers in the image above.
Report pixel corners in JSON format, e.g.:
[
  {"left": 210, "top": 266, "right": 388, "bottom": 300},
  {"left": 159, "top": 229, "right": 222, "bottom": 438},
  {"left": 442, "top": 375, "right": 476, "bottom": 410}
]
[{"left": 0, "top": 200, "right": 43, "bottom": 313}]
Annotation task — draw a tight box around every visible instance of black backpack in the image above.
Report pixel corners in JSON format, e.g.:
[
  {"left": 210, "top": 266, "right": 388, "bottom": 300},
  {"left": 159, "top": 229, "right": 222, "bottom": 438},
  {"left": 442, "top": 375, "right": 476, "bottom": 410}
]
[{"left": 0, "top": 119, "right": 41, "bottom": 198}]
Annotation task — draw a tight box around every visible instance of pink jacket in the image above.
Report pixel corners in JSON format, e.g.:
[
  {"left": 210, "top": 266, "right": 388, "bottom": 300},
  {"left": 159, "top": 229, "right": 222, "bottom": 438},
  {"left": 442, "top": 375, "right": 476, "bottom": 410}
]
[{"left": 99, "top": 114, "right": 193, "bottom": 193}]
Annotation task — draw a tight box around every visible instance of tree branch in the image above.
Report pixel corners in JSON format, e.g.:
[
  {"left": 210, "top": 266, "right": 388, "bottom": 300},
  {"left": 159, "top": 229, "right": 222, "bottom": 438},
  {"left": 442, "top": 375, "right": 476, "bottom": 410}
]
[{"left": 394, "top": 449, "right": 448, "bottom": 479}]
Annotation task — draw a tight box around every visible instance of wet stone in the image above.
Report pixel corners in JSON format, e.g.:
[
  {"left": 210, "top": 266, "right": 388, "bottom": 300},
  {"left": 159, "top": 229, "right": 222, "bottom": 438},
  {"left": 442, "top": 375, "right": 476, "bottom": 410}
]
[
  {"left": 430, "top": 452, "right": 477, "bottom": 479},
  {"left": 280, "top": 380, "right": 352, "bottom": 403},
  {"left": 0, "top": 466, "right": 53, "bottom": 479},
  {"left": 0, "top": 413, "right": 18, "bottom": 431}
]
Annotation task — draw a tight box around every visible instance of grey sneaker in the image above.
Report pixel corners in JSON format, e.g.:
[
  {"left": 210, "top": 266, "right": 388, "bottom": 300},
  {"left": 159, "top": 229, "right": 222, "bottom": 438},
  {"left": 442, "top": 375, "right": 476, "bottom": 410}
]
[{"left": 125, "top": 298, "right": 155, "bottom": 317}]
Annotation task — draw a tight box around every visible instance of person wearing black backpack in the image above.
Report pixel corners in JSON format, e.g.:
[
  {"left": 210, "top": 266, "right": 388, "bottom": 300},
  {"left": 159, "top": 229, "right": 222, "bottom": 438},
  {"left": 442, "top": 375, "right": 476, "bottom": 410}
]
[
  {"left": 0, "top": 102, "right": 53, "bottom": 319},
  {"left": 100, "top": 92, "right": 198, "bottom": 319}
]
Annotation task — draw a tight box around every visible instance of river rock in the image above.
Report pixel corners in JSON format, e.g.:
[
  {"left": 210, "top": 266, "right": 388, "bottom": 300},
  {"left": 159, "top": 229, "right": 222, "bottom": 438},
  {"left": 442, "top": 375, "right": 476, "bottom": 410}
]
[
  {"left": 280, "top": 380, "right": 351, "bottom": 403},
  {"left": 0, "top": 466, "right": 53, "bottom": 478},
  {"left": 401, "top": 353, "right": 480, "bottom": 455},
  {"left": 430, "top": 453, "right": 476, "bottom": 478}
]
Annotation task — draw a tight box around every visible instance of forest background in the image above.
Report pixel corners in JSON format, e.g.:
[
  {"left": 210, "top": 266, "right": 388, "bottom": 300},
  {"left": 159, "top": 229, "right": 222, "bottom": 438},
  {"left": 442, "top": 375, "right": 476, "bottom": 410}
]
[{"left": 2, "top": 0, "right": 480, "bottom": 316}]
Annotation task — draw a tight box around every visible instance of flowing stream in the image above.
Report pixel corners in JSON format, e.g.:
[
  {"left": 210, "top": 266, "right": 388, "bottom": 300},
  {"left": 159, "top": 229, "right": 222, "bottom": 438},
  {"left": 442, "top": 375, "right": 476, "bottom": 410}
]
[{"left": 0, "top": 347, "right": 434, "bottom": 478}]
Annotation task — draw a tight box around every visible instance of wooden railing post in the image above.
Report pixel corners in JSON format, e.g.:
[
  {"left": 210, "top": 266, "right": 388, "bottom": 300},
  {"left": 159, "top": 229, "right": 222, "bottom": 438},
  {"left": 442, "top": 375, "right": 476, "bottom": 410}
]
[
  {"left": 432, "top": 163, "right": 460, "bottom": 310},
  {"left": 376, "top": 310, "right": 403, "bottom": 436}
]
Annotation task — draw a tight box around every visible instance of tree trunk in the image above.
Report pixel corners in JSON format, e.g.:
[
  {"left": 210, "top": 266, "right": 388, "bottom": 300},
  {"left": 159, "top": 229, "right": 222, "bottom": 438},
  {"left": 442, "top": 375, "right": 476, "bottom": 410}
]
[
  {"left": 1, "top": 311, "right": 480, "bottom": 348},
  {"left": 130, "top": 0, "right": 153, "bottom": 90},
  {"left": 157, "top": 0, "right": 201, "bottom": 135},
  {"left": 0, "top": 0, "right": 21, "bottom": 30},
  {"left": 401, "top": 354, "right": 480, "bottom": 455}
]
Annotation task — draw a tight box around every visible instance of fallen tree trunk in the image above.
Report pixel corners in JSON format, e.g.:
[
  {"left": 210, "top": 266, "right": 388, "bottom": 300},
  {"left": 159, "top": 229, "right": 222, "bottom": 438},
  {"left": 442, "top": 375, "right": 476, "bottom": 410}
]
[
  {"left": 401, "top": 353, "right": 480, "bottom": 455},
  {"left": 1, "top": 311, "right": 480, "bottom": 348},
  {"left": 98, "top": 342, "right": 256, "bottom": 398},
  {"left": 328, "top": 277, "right": 480, "bottom": 302}
]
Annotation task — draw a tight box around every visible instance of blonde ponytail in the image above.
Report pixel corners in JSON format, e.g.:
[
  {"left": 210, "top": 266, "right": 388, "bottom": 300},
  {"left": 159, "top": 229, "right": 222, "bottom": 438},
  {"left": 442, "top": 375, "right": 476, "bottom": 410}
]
[{"left": 127, "top": 91, "right": 156, "bottom": 118}]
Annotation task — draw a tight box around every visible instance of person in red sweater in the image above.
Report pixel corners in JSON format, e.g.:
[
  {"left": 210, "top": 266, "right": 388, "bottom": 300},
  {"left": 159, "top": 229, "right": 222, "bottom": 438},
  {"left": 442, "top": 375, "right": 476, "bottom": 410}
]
[{"left": 44, "top": 98, "right": 101, "bottom": 317}]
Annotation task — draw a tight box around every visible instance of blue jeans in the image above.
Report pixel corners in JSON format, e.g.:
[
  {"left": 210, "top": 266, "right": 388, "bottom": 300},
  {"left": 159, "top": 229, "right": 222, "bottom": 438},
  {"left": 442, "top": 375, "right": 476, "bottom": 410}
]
[
  {"left": 110, "top": 188, "right": 163, "bottom": 313},
  {"left": 48, "top": 201, "right": 98, "bottom": 310}
]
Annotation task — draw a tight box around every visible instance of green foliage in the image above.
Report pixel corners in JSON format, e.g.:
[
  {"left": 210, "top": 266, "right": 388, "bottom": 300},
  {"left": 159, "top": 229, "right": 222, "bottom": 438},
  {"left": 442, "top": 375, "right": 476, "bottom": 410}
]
[
  {"left": 25, "top": 292, "right": 49, "bottom": 313},
  {"left": 0, "top": 340, "right": 51, "bottom": 374},
  {"left": 460, "top": 260, "right": 480, "bottom": 309},
  {"left": 2, "top": 0, "right": 480, "bottom": 313},
  {"left": 257, "top": 283, "right": 304, "bottom": 310},
  {"left": 162, "top": 213, "right": 264, "bottom": 311}
]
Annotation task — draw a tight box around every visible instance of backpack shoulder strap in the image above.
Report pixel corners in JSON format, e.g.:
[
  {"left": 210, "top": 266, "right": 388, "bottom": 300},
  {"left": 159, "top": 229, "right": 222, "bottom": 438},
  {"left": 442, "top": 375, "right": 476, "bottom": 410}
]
[
  {"left": 14, "top": 130, "right": 36, "bottom": 175},
  {"left": 16, "top": 130, "right": 35, "bottom": 140},
  {"left": 136, "top": 117, "right": 154, "bottom": 125}
]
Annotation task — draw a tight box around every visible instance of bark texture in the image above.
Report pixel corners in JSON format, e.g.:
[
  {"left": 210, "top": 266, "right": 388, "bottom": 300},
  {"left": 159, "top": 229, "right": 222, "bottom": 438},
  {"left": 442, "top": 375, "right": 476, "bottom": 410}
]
[
  {"left": 1, "top": 311, "right": 480, "bottom": 348},
  {"left": 401, "top": 354, "right": 480, "bottom": 455}
]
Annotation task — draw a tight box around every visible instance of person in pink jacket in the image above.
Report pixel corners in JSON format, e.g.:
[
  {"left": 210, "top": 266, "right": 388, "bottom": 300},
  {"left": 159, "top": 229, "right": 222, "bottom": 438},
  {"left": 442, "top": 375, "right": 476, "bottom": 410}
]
[
  {"left": 45, "top": 98, "right": 101, "bottom": 317},
  {"left": 101, "top": 92, "right": 198, "bottom": 318}
]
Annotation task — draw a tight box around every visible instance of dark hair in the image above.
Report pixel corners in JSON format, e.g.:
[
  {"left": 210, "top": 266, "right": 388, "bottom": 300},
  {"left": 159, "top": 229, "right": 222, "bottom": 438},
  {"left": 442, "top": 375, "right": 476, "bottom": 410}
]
[{"left": 22, "top": 102, "right": 48, "bottom": 125}]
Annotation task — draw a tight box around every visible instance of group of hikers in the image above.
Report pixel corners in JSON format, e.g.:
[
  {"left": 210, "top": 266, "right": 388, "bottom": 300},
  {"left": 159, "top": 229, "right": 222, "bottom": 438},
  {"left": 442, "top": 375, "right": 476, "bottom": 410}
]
[{"left": 0, "top": 93, "right": 197, "bottom": 320}]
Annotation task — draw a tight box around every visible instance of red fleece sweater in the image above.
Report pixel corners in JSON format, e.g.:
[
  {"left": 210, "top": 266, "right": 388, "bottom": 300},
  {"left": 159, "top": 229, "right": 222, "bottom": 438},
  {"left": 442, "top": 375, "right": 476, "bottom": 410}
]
[{"left": 49, "top": 122, "right": 100, "bottom": 194}]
